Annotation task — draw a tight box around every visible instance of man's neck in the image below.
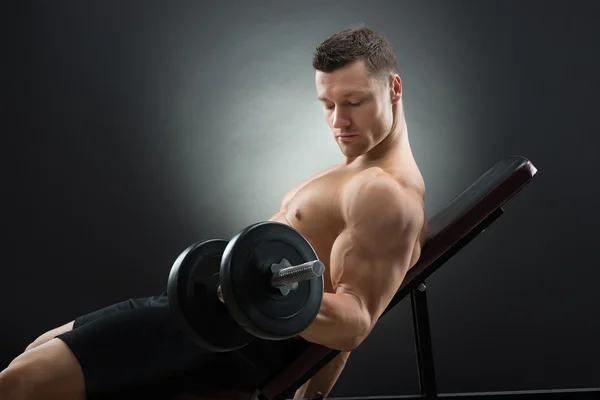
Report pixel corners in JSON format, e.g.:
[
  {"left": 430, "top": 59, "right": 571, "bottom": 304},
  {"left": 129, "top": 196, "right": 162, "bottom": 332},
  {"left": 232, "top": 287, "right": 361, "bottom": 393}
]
[{"left": 347, "top": 119, "right": 410, "bottom": 167}]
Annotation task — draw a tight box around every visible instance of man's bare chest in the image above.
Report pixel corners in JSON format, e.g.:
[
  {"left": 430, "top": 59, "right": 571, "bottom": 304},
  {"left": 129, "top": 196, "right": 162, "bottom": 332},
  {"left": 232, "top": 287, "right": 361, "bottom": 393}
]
[{"left": 283, "top": 168, "right": 353, "bottom": 243}]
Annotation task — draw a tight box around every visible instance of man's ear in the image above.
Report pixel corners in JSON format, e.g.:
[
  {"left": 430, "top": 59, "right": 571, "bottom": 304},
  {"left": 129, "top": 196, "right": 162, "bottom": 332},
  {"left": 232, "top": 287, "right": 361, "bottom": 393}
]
[{"left": 390, "top": 75, "right": 402, "bottom": 104}]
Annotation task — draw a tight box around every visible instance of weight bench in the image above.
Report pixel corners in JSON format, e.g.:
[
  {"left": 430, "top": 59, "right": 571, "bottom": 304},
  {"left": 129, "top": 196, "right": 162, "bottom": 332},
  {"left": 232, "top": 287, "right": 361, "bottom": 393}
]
[{"left": 177, "top": 156, "right": 600, "bottom": 399}]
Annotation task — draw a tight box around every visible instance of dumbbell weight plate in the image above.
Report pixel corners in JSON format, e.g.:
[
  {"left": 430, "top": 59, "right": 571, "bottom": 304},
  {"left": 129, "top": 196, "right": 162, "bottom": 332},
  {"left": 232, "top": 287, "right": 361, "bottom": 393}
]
[
  {"left": 220, "top": 222, "right": 324, "bottom": 341},
  {"left": 167, "top": 239, "right": 253, "bottom": 352}
]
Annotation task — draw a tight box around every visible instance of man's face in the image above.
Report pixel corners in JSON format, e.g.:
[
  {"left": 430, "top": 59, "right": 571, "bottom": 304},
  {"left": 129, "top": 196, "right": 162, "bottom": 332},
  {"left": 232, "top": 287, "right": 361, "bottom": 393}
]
[{"left": 316, "top": 59, "right": 395, "bottom": 158}]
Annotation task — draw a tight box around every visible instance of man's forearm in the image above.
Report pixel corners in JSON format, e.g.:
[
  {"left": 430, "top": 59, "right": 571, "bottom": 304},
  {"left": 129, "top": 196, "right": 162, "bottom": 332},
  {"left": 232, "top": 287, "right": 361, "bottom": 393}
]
[{"left": 298, "top": 292, "right": 370, "bottom": 351}]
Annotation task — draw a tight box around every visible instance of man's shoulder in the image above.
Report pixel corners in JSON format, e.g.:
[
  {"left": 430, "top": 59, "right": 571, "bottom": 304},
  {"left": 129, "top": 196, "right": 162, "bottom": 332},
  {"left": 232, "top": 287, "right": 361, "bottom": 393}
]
[
  {"left": 340, "top": 167, "right": 426, "bottom": 252},
  {"left": 343, "top": 166, "right": 424, "bottom": 211}
]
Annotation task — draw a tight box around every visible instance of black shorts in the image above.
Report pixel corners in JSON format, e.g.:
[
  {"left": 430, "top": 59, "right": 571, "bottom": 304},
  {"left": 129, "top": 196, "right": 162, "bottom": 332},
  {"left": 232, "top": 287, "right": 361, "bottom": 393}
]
[{"left": 56, "top": 293, "right": 305, "bottom": 400}]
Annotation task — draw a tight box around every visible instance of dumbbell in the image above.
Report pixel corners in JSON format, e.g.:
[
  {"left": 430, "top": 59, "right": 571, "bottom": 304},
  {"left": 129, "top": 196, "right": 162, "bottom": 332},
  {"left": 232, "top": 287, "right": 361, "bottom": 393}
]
[{"left": 167, "top": 221, "right": 325, "bottom": 352}]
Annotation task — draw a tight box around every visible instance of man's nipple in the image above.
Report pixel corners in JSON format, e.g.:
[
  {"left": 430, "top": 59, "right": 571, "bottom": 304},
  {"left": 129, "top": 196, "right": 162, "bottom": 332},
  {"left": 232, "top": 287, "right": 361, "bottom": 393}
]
[{"left": 294, "top": 208, "right": 302, "bottom": 220}]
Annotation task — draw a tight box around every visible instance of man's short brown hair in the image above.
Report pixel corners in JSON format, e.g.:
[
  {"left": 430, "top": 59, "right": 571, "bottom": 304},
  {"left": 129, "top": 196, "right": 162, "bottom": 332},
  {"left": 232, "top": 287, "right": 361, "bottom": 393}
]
[{"left": 312, "top": 25, "right": 399, "bottom": 84}]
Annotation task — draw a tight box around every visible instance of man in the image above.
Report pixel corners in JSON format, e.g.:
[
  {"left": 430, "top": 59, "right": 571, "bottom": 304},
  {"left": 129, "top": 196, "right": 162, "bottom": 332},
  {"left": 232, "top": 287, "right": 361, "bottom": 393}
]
[{"left": 0, "top": 26, "right": 427, "bottom": 399}]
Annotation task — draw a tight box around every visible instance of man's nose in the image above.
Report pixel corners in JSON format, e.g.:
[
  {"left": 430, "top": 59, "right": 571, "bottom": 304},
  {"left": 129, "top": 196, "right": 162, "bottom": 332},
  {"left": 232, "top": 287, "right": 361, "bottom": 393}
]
[{"left": 332, "top": 109, "right": 351, "bottom": 129}]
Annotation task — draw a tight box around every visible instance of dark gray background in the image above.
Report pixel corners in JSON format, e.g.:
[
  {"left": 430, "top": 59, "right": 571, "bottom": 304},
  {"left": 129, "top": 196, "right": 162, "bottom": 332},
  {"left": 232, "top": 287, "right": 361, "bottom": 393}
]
[{"left": 6, "top": 1, "right": 599, "bottom": 397}]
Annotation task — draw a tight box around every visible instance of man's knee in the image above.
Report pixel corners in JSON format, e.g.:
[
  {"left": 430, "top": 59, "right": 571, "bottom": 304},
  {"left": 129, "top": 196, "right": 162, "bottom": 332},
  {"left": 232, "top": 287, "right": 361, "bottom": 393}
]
[
  {"left": 0, "top": 354, "right": 40, "bottom": 400},
  {"left": 0, "top": 363, "right": 23, "bottom": 399},
  {"left": 0, "top": 339, "right": 85, "bottom": 400}
]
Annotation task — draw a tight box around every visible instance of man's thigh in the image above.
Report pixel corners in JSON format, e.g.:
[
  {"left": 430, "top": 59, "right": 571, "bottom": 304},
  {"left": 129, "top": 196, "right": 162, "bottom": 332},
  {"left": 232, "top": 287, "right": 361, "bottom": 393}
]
[
  {"left": 56, "top": 296, "right": 213, "bottom": 399},
  {"left": 55, "top": 295, "right": 309, "bottom": 399},
  {"left": 70, "top": 293, "right": 168, "bottom": 329}
]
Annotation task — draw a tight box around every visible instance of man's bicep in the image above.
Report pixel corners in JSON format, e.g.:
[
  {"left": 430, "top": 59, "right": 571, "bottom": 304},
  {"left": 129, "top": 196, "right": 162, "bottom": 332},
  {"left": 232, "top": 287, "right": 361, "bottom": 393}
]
[
  {"left": 330, "top": 222, "right": 418, "bottom": 322},
  {"left": 329, "top": 229, "right": 371, "bottom": 298},
  {"left": 331, "top": 177, "right": 425, "bottom": 325}
]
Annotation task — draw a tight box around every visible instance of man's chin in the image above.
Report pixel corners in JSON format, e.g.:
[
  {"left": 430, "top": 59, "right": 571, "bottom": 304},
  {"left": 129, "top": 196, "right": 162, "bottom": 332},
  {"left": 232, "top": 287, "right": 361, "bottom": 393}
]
[{"left": 338, "top": 146, "right": 366, "bottom": 159}]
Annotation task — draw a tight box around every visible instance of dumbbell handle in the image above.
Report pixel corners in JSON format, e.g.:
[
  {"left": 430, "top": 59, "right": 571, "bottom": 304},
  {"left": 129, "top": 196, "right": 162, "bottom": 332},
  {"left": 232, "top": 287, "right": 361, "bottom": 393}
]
[
  {"left": 270, "top": 260, "right": 324, "bottom": 287},
  {"left": 217, "top": 259, "right": 324, "bottom": 302}
]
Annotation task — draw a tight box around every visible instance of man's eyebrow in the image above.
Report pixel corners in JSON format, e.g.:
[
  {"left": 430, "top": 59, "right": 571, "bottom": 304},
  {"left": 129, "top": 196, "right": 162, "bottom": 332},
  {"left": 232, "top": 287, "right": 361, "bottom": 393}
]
[{"left": 318, "top": 90, "right": 369, "bottom": 101}]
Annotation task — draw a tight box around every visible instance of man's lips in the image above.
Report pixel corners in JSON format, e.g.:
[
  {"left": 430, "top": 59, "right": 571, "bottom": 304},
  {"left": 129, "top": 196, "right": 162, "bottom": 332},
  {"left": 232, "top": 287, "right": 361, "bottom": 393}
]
[{"left": 337, "top": 134, "right": 358, "bottom": 142}]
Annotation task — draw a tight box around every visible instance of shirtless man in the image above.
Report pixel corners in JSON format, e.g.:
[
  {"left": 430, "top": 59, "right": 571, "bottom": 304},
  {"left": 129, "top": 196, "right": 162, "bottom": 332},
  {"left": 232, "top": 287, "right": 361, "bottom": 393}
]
[{"left": 0, "top": 26, "right": 427, "bottom": 399}]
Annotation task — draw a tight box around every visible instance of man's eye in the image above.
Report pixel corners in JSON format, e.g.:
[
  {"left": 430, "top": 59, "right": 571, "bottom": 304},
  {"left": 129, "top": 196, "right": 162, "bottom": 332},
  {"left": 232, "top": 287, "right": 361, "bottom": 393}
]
[{"left": 324, "top": 101, "right": 361, "bottom": 110}]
